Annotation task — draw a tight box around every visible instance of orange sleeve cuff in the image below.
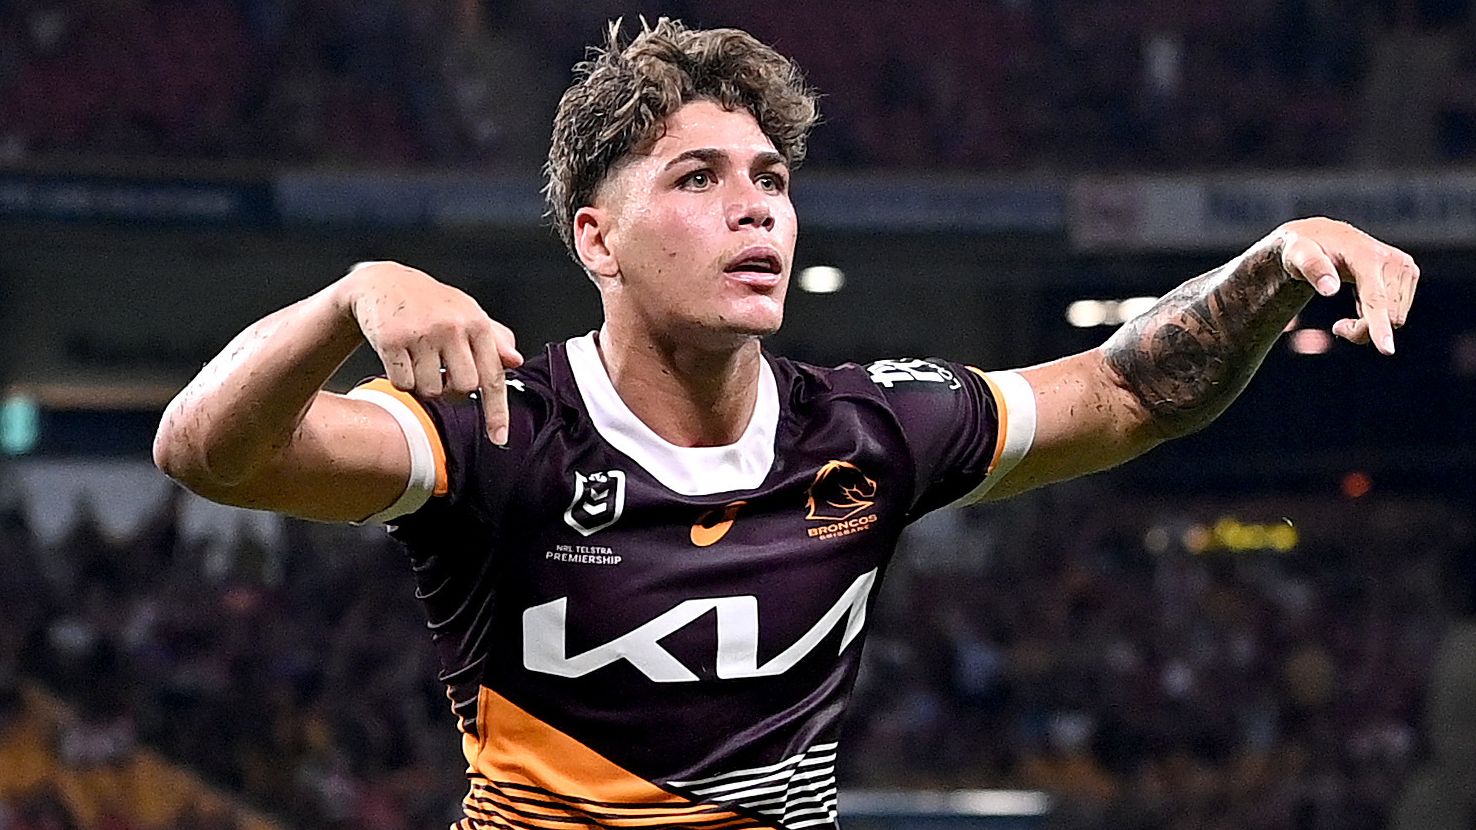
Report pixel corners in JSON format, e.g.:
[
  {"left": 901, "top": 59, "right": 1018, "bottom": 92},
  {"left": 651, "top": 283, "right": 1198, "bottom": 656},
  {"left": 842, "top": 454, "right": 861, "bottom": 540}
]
[
  {"left": 967, "top": 366, "right": 1009, "bottom": 474},
  {"left": 354, "top": 379, "right": 450, "bottom": 497}
]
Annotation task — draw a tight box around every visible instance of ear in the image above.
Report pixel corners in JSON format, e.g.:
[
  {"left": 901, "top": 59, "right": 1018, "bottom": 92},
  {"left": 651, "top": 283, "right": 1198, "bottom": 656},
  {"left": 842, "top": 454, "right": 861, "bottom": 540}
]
[{"left": 573, "top": 206, "right": 620, "bottom": 281}]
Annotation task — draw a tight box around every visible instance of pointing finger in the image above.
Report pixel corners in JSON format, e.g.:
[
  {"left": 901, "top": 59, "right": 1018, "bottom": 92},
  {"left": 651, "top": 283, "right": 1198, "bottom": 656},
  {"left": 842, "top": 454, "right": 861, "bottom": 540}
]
[
  {"left": 1358, "top": 258, "right": 1396, "bottom": 355},
  {"left": 471, "top": 326, "right": 511, "bottom": 445}
]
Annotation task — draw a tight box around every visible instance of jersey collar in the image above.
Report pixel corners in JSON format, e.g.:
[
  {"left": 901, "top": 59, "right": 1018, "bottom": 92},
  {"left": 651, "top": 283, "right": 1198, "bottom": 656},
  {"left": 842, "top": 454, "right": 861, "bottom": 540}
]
[{"left": 563, "top": 332, "right": 778, "bottom": 496}]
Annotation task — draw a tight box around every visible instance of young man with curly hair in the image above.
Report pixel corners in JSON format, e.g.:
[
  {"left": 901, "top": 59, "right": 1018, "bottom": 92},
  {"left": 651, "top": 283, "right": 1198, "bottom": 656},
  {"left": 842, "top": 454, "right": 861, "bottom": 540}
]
[{"left": 154, "top": 19, "right": 1419, "bottom": 830}]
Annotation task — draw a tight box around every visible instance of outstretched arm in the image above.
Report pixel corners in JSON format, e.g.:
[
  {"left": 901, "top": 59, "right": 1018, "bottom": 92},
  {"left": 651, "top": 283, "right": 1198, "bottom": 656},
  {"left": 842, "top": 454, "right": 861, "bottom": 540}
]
[
  {"left": 980, "top": 218, "right": 1420, "bottom": 501},
  {"left": 154, "top": 262, "right": 521, "bottom": 522}
]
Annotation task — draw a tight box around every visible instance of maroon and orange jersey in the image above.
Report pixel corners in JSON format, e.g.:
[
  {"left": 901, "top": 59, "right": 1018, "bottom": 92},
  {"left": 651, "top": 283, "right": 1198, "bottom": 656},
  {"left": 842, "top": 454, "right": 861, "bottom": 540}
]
[{"left": 348, "top": 333, "right": 1035, "bottom": 830}]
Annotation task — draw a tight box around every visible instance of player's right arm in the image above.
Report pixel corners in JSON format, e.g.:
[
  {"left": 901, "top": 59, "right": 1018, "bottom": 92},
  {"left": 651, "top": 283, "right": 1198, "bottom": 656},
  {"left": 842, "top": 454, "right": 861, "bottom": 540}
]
[{"left": 152, "top": 262, "right": 522, "bottom": 523}]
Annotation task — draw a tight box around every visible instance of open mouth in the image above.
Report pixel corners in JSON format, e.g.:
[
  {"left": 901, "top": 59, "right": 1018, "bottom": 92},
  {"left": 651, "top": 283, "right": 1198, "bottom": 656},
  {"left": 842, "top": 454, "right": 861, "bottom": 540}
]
[{"left": 723, "top": 249, "right": 784, "bottom": 287}]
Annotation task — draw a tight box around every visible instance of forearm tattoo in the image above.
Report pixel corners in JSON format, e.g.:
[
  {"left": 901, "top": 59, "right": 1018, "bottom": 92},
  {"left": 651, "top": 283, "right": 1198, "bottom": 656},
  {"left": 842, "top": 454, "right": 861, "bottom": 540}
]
[{"left": 1104, "top": 243, "right": 1316, "bottom": 439}]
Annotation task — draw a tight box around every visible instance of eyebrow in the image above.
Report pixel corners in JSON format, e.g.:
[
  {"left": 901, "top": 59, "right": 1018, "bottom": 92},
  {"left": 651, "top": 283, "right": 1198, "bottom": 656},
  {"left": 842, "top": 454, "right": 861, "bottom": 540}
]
[{"left": 662, "top": 148, "right": 789, "bottom": 172}]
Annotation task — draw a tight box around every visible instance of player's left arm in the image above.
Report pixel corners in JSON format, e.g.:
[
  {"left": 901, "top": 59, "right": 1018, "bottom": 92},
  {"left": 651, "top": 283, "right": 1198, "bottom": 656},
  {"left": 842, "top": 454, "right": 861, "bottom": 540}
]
[{"left": 980, "top": 217, "right": 1420, "bottom": 501}]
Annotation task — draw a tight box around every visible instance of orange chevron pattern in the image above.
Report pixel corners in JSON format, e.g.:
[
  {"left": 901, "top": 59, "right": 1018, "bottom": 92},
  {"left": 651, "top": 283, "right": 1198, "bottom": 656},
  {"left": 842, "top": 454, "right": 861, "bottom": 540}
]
[{"left": 452, "top": 688, "right": 775, "bottom": 830}]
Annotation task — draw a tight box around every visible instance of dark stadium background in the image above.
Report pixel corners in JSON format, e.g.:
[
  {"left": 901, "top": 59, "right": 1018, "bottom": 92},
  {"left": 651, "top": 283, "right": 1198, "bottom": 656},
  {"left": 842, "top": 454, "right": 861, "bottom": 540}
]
[{"left": 2, "top": 1, "right": 1475, "bottom": 829}]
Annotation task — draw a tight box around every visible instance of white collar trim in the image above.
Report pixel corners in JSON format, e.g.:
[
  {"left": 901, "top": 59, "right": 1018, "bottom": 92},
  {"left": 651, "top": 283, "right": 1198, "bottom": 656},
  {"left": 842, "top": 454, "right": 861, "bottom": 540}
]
[{"left": 564, "top": 332, "right": 778, "bottom": 496}]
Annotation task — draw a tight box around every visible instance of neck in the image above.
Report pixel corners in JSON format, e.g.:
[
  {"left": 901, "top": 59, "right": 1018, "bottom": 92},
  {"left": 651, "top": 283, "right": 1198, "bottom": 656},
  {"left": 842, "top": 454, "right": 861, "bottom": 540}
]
[{"left": 595, "top": 323, "right": 763, "bottom": 448}]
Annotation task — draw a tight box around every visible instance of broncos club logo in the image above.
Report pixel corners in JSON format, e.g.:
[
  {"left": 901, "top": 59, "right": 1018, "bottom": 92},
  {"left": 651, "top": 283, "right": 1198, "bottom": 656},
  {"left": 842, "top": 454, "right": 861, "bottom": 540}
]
[{"left": 804, "top": 461, "right": 878, "bottom": 522}]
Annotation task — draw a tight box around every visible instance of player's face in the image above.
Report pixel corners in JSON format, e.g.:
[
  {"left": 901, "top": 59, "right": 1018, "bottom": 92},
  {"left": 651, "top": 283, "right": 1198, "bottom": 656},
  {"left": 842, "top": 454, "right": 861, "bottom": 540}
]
[{"left": 585, "top": 100, "right": 797, "bottom": 347}]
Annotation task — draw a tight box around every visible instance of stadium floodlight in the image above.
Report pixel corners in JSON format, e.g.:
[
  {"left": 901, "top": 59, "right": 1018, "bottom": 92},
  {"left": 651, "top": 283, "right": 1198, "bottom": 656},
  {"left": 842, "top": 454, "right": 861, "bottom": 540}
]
[
  {"left": 1067, "top": 297, "right": 1161, "bottom": 328},
  {"left": 840, "top": 789, "right": 1052, "bottom": 817},
  {"left": 1117, "top": 296, "right": 1159, "bottom": 320},
  {"left": 798, "top": 265, "right": 845, "bottom": 293},
  {"left": 1066, "top": 300, "right": 1110, "bottom": 327}
]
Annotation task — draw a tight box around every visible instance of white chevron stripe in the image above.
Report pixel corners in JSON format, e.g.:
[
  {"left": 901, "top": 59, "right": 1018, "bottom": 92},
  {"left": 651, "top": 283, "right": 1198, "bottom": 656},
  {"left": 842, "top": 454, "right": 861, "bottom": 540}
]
[
  {"left": 793, "top": 786, "right": 839, "bottom": 802},
  {"left": 785, "top": 806, "right": 836, "bottom": 823},
  {"left": 710, "top": 781, "right": 794, "bottom": 803},
  {"left": 787, "top": 766, "right": 836, "bottom": 783},
  {"left": 755, "top": 786, "right": 838, "bottom": 816},
  {"left": 707, "top": 772, "right": 835, "bottom": 805},
  {"left": 668, "top": 743, "right": 838, "bottom": 789},
  {"left": 784, "top": 795, "right": 839, "bottom": 821},
  {"left": 785, "top": 803, "right": 832, "bottom": 821},
  {"left": 686, "top": 757, "right": 836, "bottom": 798},
  {"left": 779, "top": 776, "right": 837, "bottom": 800},
  {"left": 667, "top": 743, "right": 843, "bottom": 829}
]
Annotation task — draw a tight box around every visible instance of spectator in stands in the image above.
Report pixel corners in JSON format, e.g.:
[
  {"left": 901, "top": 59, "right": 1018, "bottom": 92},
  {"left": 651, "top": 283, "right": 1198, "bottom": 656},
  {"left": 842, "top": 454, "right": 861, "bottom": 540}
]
[
  {"left": 0, "top": 0, "right": 1390, "bottom": 169},
  {"left": 1391, "top": 540, "right": 1476, "bottom": 829},
  {"left": 0, "top": 483, "right": 1458, "bottom": 828}
]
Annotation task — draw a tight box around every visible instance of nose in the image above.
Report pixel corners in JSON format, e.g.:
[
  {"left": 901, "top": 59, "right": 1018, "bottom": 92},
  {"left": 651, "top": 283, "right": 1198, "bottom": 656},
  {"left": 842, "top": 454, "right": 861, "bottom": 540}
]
[{"left": 725, "top": 181, "right": 775, "bottom": 232}]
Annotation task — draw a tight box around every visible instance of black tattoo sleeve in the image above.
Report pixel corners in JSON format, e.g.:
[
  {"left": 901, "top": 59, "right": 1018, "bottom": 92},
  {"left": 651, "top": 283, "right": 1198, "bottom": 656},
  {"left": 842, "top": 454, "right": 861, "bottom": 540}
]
[{"left": 1103, "top": 242, "right": 1316, "bottom": 440}]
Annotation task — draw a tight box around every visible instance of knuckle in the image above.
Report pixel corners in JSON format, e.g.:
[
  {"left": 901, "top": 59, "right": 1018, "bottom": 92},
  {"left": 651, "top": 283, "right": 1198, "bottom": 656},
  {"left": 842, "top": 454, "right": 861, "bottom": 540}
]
[
  {"left": 376, "top": 328, "right": 411, "bottom": 350},
  {"left": 464, "top": 316, "right": 493, "bottom": 337},
  {"left": 425, "top": 319, "right": 458, "bottom": 339}
]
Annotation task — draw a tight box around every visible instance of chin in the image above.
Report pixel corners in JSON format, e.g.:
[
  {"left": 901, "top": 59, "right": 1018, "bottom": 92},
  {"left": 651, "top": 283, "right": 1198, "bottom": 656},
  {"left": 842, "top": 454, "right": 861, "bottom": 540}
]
[
  {"left": 668, "top": 308, "right": 783, "bottom": 351},
  {"left": 719, "top": 305, "right": 784, "bottom": 339}
]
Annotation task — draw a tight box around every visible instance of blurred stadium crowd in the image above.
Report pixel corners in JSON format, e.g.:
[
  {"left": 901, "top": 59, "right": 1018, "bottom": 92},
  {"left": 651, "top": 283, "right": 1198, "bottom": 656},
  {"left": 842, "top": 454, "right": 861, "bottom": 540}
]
[
  {"left": 3, "top": 0, "right": 1476, "bottom": 170},
  {"left": 0, "top": 485, "right": 1466, "bottom": 830}
]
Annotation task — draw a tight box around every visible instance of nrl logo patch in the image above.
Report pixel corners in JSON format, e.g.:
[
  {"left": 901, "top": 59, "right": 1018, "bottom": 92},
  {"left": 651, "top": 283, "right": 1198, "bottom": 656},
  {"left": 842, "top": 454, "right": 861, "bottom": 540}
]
[{"left": 564, "top": 470, "right": 627, "bottom": 536}]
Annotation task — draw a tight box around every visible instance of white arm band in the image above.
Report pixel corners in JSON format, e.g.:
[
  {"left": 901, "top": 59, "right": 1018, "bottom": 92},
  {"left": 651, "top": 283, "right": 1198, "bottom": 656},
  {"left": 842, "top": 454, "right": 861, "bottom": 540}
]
[
  {"left": 346, "top": 387, "right": 439, "bottom": 524},
  {"left": 953, "top": 370, "right": 1038, "bottom": 506}
]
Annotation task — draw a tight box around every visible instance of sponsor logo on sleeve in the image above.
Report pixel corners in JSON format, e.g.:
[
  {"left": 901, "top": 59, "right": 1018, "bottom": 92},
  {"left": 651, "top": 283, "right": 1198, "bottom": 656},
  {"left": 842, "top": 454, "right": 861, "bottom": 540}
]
[{"left": 866, "top": 358, "right": 962, "bottom": 390}]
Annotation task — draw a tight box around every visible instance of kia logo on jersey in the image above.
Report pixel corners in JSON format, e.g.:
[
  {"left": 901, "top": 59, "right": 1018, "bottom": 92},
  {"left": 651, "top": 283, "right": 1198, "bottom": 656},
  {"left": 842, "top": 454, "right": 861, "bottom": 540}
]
[
  {"left": 523, "top": 569, "right": 878, "bottom": 682},
  {"left": 564, "top": 470, "right": 627, "bottom": 536}
]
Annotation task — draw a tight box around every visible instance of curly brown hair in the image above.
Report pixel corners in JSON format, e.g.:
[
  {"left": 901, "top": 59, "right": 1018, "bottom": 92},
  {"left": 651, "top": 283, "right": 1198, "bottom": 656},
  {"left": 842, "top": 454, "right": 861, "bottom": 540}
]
[{"left": 543, "top": 18, "right": 820, "bottom": 264}]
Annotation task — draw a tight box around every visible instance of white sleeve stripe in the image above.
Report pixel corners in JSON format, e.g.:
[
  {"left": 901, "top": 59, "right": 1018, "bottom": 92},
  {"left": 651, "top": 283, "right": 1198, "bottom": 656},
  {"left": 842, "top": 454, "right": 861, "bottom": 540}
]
[
  {"left": 346, "top": 388, "right": 438, "bottom": 524},
  {"left": 953, "top": 370, "right": 1037, "bottom": 506}
]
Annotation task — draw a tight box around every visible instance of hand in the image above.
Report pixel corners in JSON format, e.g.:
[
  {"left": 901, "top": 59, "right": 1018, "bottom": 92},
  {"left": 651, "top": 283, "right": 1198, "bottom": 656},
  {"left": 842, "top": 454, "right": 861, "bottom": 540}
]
[
  {"left": 1273, "top": 217, "right": 1420, "bottom": 355},
  {"left": 336, "top": 261, "right": 523, "bottom": 444}
]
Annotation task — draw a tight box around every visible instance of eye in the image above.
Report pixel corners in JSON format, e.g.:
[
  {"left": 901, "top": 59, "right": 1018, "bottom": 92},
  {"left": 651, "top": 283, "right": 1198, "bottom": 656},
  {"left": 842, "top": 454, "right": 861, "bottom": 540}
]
[
  {"left": 756, "top": 173, "right": 787, "bottom": 194},
  {"left": 680, "top": 170, "right": 714, "bottom": 190}
]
